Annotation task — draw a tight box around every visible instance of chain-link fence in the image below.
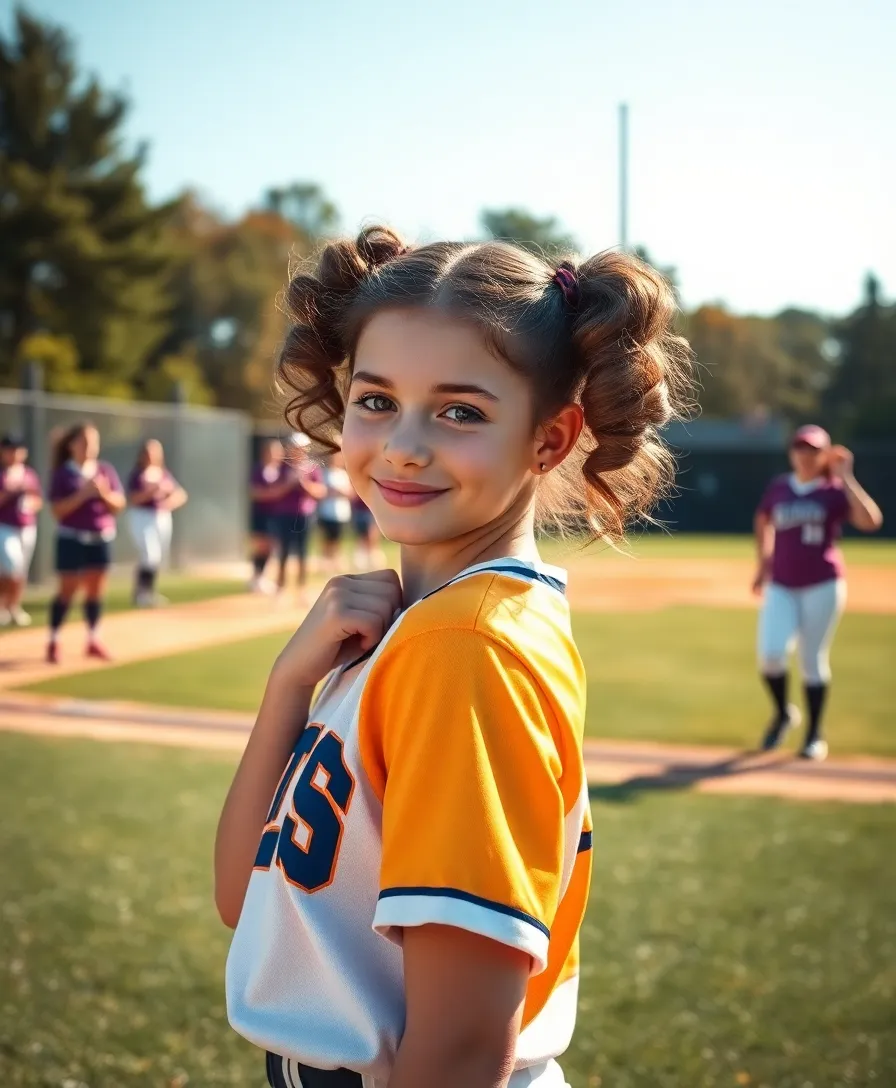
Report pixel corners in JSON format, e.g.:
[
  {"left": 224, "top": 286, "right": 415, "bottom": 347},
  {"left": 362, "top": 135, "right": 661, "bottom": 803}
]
[{"left": 0, "top": 388, "right": 250, "bottom": 581}]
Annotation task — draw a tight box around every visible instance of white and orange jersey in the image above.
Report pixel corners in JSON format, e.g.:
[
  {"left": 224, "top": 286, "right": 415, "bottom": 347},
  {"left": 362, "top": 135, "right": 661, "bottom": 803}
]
[{"left": 226, "top": 557, "right": 592, "bottom": 1087}]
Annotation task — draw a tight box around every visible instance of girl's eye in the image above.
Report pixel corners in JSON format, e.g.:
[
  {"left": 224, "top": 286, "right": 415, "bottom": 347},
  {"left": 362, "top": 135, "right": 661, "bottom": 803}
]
[
  {"left": 442, "top": 404, "right": 485, "bottom": 425},
  {"left": 355, "top": 393, "right": 395, "bottom": 413}
]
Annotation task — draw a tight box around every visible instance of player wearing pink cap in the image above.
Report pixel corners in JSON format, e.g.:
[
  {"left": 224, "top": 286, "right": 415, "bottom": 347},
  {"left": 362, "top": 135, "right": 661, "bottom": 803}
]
[{"left": 753, "top": 425, "right": 883, "bottom": 759}]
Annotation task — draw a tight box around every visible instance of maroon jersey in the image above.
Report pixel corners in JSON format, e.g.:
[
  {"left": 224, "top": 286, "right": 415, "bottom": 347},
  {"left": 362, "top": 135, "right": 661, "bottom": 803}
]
[
  {"left": 127, "top": 467, "right": 177, "bottom": 510},
  {"left": 0, "top": 465, "right": 41, "bottom": 528},
  {"left": 50, "top": 461, "right": 123, "bottom": 536},
  {"left": 273, "top": 463, "right": 322, "bottom": 518},
  {"left": 757, "top": 475, "right": 850, "bottom": 588}
]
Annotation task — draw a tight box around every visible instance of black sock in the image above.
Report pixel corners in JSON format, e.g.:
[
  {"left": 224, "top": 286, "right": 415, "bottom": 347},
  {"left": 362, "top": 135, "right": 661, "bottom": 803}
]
[
  {"left": 49, "top": 597, "right": 70, "bottom": 639},
  {"left": 84, "top": 599, "right": 101, "bottom": 637},
  {"left": 146, "top": 568, "right": 158, "bottom": 593},
  {"left": 252, "top": 554, "right": 267, "bottom": 577},
  {"left": 804, "top": 683, "right": 829, "bottom": 745},
  {"left": 137, "top": 568, "right": 155, "bottom": 593},
  {"left": 134, "top": 568, "right": 150, "bottom": 600},
  {"left": 762, "top": 673, "right": 788, "bottom": 719}
]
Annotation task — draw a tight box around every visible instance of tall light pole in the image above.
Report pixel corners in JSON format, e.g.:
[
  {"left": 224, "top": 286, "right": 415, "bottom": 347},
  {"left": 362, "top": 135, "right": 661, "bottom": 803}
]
[{"left": 618, "top": 102, "right": 629, "bottom": 251}]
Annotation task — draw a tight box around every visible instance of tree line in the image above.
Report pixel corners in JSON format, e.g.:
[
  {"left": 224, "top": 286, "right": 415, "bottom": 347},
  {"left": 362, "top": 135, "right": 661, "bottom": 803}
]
[{"left": 2, "top": 9, "right": 894, "bottom": 440}]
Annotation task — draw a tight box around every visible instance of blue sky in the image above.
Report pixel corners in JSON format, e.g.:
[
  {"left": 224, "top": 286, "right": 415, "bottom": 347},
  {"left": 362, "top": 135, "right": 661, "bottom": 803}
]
[{"left": 7, "top": 0, "right": 895, "bottom": 314}]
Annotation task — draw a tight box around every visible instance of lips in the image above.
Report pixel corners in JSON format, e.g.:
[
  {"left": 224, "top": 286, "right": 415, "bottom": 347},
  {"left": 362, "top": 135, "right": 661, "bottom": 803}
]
[{"left": 373, "top": 479, "right": 449, "bottom": 508}]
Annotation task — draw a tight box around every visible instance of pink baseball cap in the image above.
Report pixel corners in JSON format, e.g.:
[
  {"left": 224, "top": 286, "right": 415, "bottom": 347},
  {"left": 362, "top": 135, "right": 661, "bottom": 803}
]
[{"left": 792, "top": 424, "right": 831, "bottom": 450}]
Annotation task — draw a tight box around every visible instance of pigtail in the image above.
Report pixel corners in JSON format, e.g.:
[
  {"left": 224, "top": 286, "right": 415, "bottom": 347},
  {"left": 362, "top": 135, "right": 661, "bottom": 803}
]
[{"left": 277, "top": 226, "right": 408, "bottom": 448}]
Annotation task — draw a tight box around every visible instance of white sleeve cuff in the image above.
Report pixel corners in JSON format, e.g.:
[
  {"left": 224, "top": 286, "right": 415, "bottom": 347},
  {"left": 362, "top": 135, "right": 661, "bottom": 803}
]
[{"left": 373, "top": 887, "right": 549, "bottom": 975}]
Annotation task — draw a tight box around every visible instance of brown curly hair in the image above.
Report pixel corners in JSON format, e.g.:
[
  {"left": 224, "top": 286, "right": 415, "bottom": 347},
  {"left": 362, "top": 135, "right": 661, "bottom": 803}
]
[{"left": 276, "top": 225, "right": 695, "bottom": 542}]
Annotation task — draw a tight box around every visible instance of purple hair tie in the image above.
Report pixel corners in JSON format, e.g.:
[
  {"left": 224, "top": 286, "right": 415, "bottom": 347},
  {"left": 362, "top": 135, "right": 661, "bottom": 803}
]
[{"left": 553, "top": 263, "right": 579, "bottom": 310}]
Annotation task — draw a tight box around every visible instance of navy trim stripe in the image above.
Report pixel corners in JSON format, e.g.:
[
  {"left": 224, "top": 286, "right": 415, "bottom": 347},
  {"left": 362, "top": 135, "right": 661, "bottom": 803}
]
[
  {"left": 378, "top": 885, "right": 550, "bottom": 939},
  {"left": 482, "top": 564, "right": 567, "bottom": 595},
  {"left": 578, "top": 830, "right": 593, "bottom": 853},
  {"left": 423, "top": 563, "right": 566, "bottom": 601}
]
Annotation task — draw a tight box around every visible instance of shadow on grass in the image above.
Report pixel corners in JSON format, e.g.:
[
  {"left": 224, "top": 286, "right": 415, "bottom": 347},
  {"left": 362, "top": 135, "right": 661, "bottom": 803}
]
[{"left": 589, "top": 750, "right": 792, "bottom": 804}]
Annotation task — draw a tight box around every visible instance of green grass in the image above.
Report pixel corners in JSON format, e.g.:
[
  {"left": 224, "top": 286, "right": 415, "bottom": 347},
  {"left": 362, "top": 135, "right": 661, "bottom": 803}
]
[
  {"left": 3, "top": 574, "right": 247, "bottom": 634},
  {"left": 542, "top": 532, "right": 896, "bottom": 565},
  {"left": 25, "top": 627, "right": 287, "bottom": 712},
  {"left": 25, "top": 605, "right": 896, "bottom": 757},
  {"left": 0, "top": 732, "right": 893, "bottom": 1087}
]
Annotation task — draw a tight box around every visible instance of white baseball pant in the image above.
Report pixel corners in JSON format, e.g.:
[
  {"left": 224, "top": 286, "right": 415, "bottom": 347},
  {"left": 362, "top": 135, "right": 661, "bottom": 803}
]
[
  {"left": 758, "top": 579, "right": 846, "bottom": 685},
  {"left": 127, "top": 507, "right": 173, "bottom": 571},
  {"left": 0, "top": 523, "right": 37, "bottom": 580}
]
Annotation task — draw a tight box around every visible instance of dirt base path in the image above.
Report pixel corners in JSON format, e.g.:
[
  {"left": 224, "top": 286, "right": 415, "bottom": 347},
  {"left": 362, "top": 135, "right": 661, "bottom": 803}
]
[
  {"left": 0, "top": 592, "right": 303, "bottom": 690},
  {"left": 1, "top": 691, "right": 893, "bottom": 804},
  {"left": 562, "top": 556, "right": 896, "bottom": 614}
]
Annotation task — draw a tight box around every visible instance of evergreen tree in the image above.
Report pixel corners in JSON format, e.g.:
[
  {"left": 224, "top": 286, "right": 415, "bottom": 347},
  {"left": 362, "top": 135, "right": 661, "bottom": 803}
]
[
  {"left": 0, "top": 8, "right": 175, "bottom": 394},
  {"left": 481, "top": 208, "right": 578, "bottom": 257},
  {"left": 824, "top": 275, "right": 896, "bottom": 440}
]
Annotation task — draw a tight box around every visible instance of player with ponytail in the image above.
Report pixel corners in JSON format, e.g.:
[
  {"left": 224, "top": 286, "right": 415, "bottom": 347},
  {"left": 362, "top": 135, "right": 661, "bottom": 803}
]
[{"left": 216, "top": 226, "right": 695, "bottom": 1088}]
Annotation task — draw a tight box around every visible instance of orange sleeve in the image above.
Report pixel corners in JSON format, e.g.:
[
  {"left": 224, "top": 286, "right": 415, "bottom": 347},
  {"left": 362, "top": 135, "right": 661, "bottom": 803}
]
[{"left": 360, "top": 627, "right": 567, "bottom": 973}]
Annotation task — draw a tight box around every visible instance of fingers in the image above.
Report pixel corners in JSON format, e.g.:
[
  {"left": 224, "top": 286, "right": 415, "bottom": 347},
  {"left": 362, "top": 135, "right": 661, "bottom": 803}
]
[
  {"left": 343, "top": 568, "right": 401, "bottom": 588},
  {"left": 339, "top": 608, "right": 391, "bottom": 651},
  {"left": 327, "top": 571, "right": 402, "bottom": 611}
]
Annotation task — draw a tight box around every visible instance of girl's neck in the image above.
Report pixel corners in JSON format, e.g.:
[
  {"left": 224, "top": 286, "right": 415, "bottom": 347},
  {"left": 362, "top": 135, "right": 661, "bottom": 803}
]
[{"left": 399, "top": 507, "right": 540, "bottom": 605}]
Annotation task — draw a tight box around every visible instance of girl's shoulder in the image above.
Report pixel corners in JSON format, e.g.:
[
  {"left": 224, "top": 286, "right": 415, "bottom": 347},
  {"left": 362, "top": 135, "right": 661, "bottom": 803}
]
[{"left": 372, "top": 564, "right": 583, "bottom": 698}]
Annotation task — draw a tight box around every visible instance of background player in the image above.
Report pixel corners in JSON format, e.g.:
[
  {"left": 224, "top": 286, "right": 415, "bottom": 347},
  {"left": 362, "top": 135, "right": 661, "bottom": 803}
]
[
  {"left": 0, "top": 433, "right": 42, "bottom": 626},
  {"left": 248, "top": 439, "right": 285, "bottom": 594},
  {"left": 126, "top": 438, "right": 188, "bottom": 606},
  {"left": 271, "top": 432, "right": 325, "bottom": 600},
  {"left": 216, "top": 226, "right": 694, "bottom": 1088},
  {"left": 315, "top": 447, "right": 354, "bottom": 573},
  {"left": 47, "top": 422, "right": 126, "bottom": 663},
  {"left": 753, "top": 424, "right": 883, "bottom": 760}
]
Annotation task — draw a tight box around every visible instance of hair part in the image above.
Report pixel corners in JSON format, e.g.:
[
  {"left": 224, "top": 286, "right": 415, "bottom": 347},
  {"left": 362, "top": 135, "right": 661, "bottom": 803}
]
[{"left": 276, "top": 226, "right": 695, "bottom": 542}]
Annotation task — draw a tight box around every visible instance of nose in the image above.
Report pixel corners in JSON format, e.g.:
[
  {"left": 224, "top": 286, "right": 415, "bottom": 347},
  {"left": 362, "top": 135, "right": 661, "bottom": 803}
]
[{"left": 382, "top": 411, "right": 433, "bottom": 469}]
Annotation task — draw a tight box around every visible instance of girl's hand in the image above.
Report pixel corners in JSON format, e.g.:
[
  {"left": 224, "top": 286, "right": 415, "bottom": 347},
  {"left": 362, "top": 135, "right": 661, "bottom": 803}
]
[
  {"left": 828, "top": 445, "right": 854, "bottom": 479},
  {"left": 272, "top": 570, "right": 402, "bottom": 690}
]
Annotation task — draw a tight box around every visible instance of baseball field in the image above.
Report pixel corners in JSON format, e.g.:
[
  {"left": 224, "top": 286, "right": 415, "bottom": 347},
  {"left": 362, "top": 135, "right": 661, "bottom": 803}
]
[{"left": 1, "top": 534, "right": 894, "bottom": 1086}]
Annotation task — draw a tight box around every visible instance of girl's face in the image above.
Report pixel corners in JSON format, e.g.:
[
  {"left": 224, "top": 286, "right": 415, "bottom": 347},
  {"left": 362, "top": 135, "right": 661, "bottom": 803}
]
[
  {"left": 343, "top": 308, "right": 544, "bottom": 547},
  {"left": 1, "top": 447, "right": 22, "bottom": 467},
  {"left": 71, "top": 427, "right": 100, "bottom": 464},
  {"left": 789, "top": 441, "right": 827, "bottom": 481},
  {"left": 144, "top": 440, "right": 163, "bottom": 466}
]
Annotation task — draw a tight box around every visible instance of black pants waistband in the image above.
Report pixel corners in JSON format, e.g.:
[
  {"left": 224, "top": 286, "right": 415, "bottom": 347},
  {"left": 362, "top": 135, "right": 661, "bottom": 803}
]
[{"left": 266, "top": 1052, "right": 363, "bottom": 1088}]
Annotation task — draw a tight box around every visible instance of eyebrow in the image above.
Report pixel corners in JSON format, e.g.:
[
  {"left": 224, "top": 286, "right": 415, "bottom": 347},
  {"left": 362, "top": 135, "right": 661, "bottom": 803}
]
[{"left": 351, "top": 371, "right": 499, "bottom": 402}]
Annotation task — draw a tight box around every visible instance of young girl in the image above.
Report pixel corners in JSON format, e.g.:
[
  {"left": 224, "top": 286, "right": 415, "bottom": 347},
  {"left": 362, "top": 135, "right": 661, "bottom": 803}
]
[
  {"left": 271, "top": 433, "right": 326, "bottom": 598},
  {"left": 248, "top": 440, "right": 284, "bottom": 593},
  {"left": 126, "top": 439, "right": 188, "bottom": 607},
  {"left": 0, "top": 434, "right": 42, "bottom": 627},
  {"left": 754, "top": 424, "right": 882, "bottom": 760},
  {"left": 216, "top": 227, "right": 693, "bottom": 1088},
  {"left": 47, "top": 422, "right": 126, "bottom": 663}
]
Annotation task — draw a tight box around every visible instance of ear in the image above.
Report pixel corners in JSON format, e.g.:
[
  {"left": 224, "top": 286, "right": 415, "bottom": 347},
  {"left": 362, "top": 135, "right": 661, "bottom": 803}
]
[{"left": 532, "top": 404, "right": 584, "bottom": 474}]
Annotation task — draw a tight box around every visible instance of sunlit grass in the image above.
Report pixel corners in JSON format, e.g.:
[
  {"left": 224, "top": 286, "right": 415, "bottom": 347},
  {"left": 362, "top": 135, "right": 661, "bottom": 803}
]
[{"left": 1, "top": 733, "right": 893, "bottom": 1087}]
